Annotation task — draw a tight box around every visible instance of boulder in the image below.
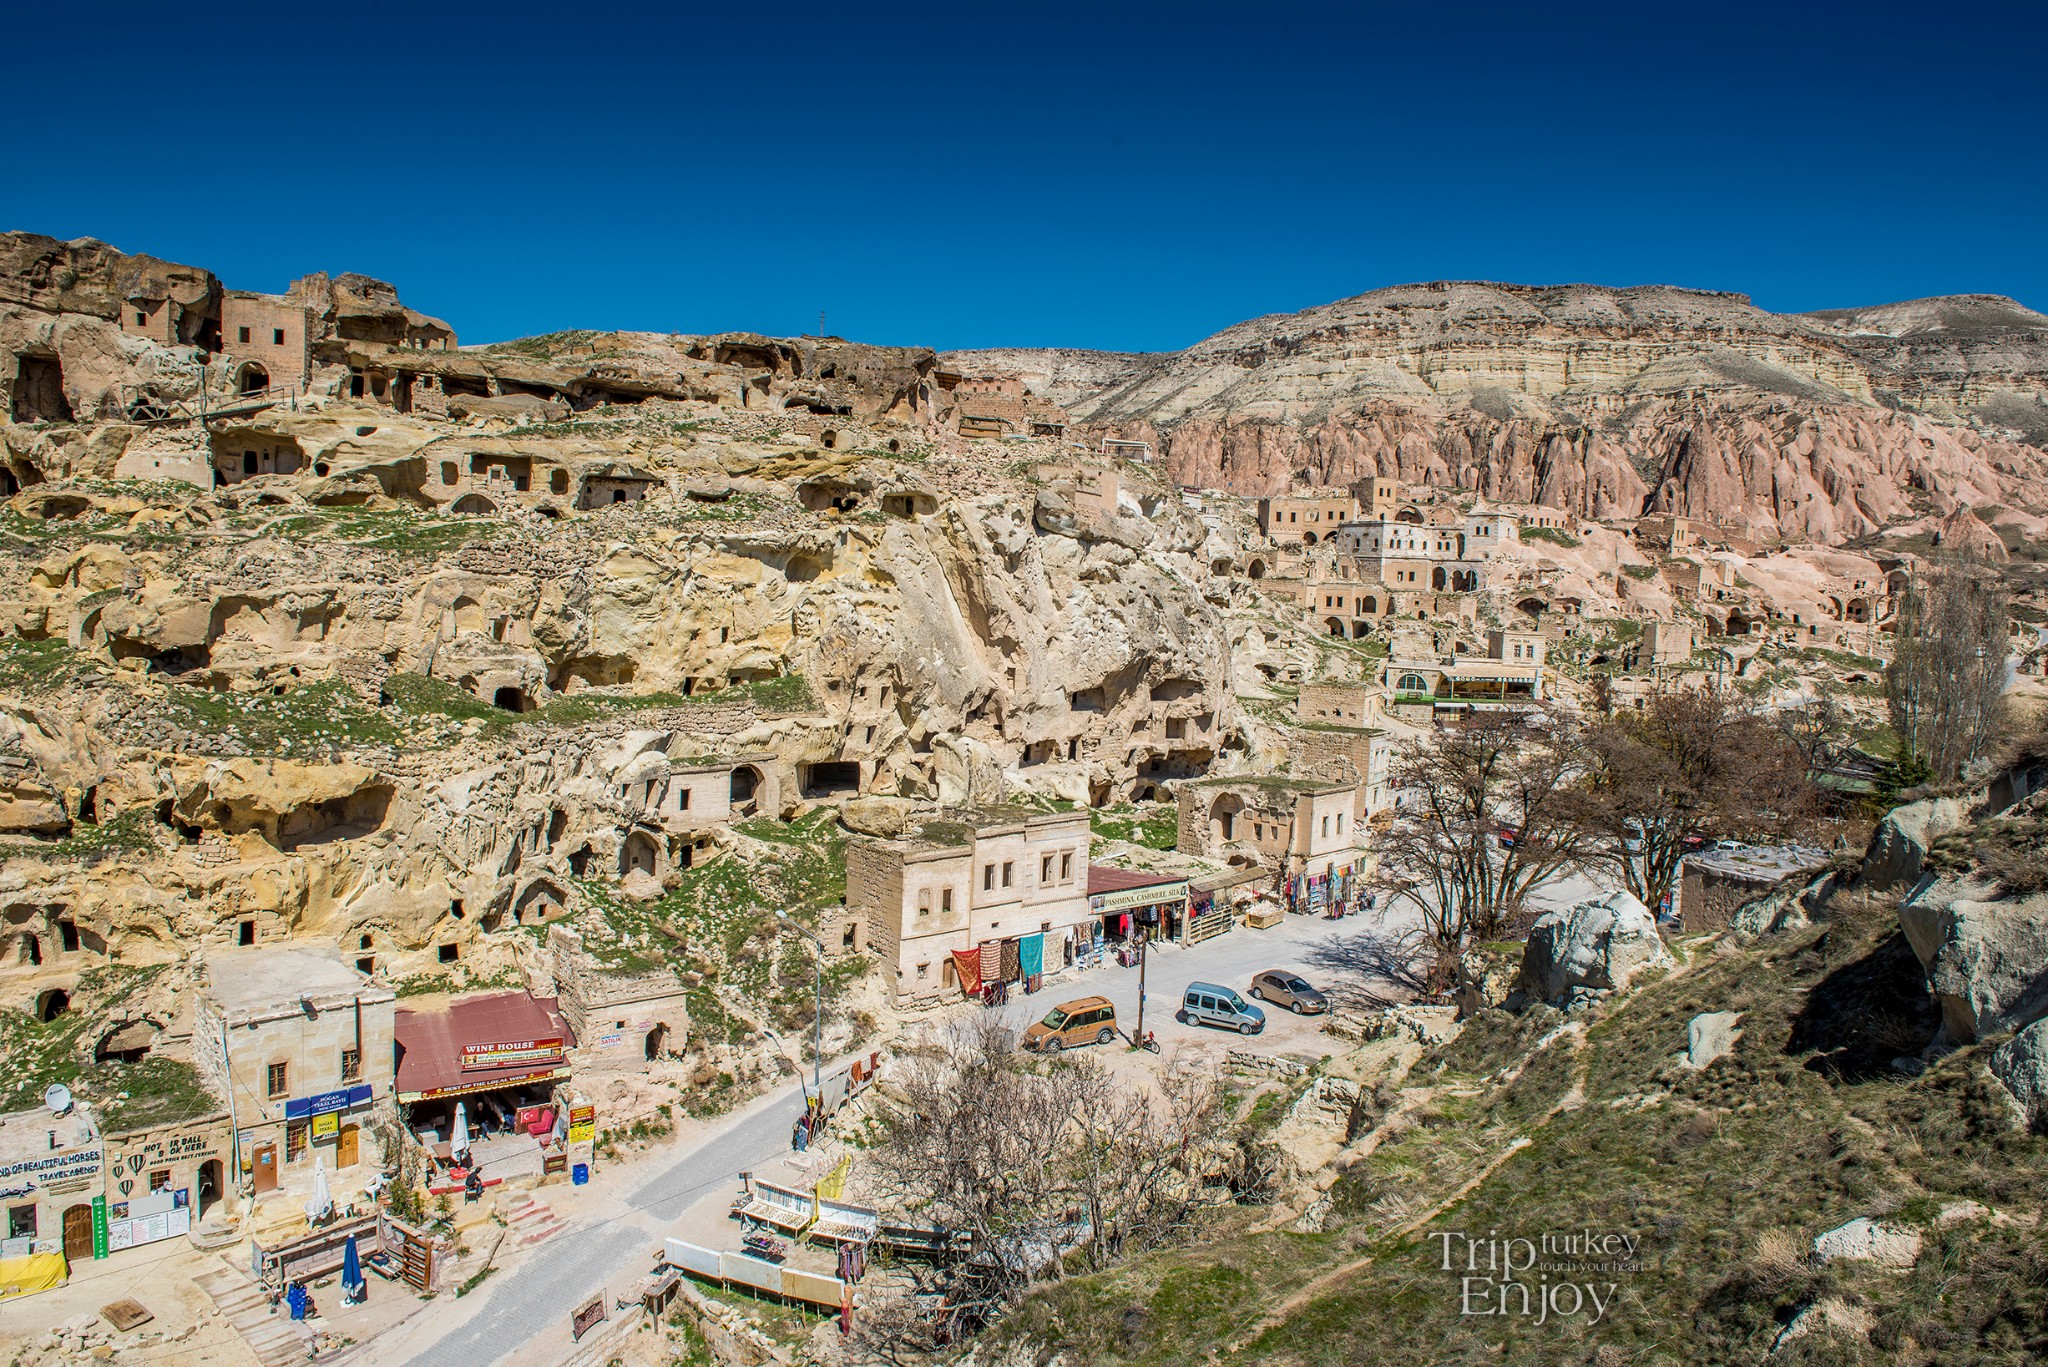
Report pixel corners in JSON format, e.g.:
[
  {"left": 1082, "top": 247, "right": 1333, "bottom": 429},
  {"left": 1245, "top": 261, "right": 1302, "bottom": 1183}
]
[
  {"left": 1896, "top": 877, "right": 2048, "bottom": 1041},
  {"left": 1685, "top": 1011, "right": 1740, "bottom": 1068},
  {"left": 1989, "top": 1016, "right": 2048, "bottom": 1129},
  {"left": 1811, "top": 1217, "right": 1922, "bottom": 1269},
  {"left": 1856, "top": 792, "right": 1973, "bottom": 892},
  {"left": 838, "top": 796, "right": 917, "bottom": 839},
  {"left": 1516, "top": 889, "right": 1673, "bottom": 1006},
  {"left": 1729, "top": 875, "right": 1822, "bottom": 938},
  {"left": 1455, "top": 945, "right": 1519, "bottom": 1018},
  {"left": 1032, "top": 489, "right": 1080, "bottom": 536}
]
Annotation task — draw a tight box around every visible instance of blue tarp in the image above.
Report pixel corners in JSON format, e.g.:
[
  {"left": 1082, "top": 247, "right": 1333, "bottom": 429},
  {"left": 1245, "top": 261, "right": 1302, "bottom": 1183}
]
[{"left": 1018, "top": 933, "right": 1044, "bottom": 977}]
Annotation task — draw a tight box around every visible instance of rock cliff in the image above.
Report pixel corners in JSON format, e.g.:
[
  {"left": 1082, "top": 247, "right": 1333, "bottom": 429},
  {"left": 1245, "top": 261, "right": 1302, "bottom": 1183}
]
[{"left": 948, "top": 281, "right": 2048, "bottom": 542}]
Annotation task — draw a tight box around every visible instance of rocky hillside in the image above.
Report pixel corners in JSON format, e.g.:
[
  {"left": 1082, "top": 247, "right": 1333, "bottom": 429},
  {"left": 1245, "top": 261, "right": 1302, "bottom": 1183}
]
[{"left": 948, "top": 282, "right": 2048, "bottom": 543}]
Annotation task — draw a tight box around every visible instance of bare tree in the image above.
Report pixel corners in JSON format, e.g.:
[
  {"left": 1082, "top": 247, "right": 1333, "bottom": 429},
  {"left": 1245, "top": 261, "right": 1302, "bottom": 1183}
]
[
  {"left": 1887, "top": 556, "right": 2011, "bottom": 782},
  {"left": 1582, "top": 686, "right": 1817, "bottom": 914},
  {"left": 863, "top": 1019, "right": 1222, "bottom": 1342},
  {"left": 1369, "top": 708, "right": 1590, "bottom": 969},
  {"left": 1775, "top": 694, "right": 1852, "bottom": 773}
]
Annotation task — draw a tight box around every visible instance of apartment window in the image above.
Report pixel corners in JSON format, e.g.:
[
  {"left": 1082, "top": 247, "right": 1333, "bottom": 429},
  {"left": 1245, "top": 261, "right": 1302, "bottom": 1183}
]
[
  {"left": 678, "top": 789, "right": 691, "bottom": 810},
  {"left": 272, "top": 328, "right": 286, "bottom": 346},
  {"left": 239, "top": 920, "right": 255, "bottom": 946},
  {"left": 8, "top": 1205, "right": 36, "bottom": 1239},
  {"left": 1060, "top": 852, "right": 1073, "bottom": 881},
  {"left": 983, "top": 865, "right": 995, "bottom": 891},
  {"left": 918, "top": 889, "right": 931, "bottom": 915},
  {"left": 267, "top": 1062, "right": 288, "bottom": 1098},
  {"left": 941, "top": 888, "right": 953, "bottom": 913},
  {"left": 136, "top": 311, "right": 148, "bottom": 326},
  {"left": 286, "top": 1122, "right": 308, "bottom": 1162},
  {"left": 1041, "top": 855, "right": 1054, "bottom": 883},
  {"left": 238, "top": 326, "right": 251, "bottom": 344},
  {"left": 1002, "top": 861, "right": 1013, "bottom": 887},
  {"left": 341, "top": 1049, "right": 362, "bottom": 1083}
]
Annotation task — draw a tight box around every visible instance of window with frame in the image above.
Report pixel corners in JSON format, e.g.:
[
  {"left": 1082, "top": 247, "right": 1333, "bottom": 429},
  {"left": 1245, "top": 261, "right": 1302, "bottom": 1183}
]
[
  {"left": 286, "top": 1122, "right": 308, "bottom": 1161},
  {"left": 1041, "top": 855, "right": 1054, "bottom": 882},
  {"left": 941, "top": 888, "right": 953, "bottom": 913},
  {"left": 148, "top": 1168, "right": 171, "bottom": 1193},
  {"left": 266, "top": 1062, "right": 288, "bottom": 1098},
  {"left": 983, "top": 865, "right": 994, "bottom": 891},
  {"left": 1060, "top": 852, "right": 1073, "bottom": 881},
  {"left": 1002, "top": 862, "right": 1014, "bottom": 887},
  {"left": 917, "top": 889, "right": 931, "bottom": 915},
  {"left": 341, "top": 1049, "right": 361, "bottom": 1083},
  {"left": 7, "top": 1204, "right": 35, "bottom": 1239},
  {"left": 272, "top": 328, "right": 286, "bottom": 345},
  {"left": 237, "top": 326, "right": 251, "bottom": 344}
]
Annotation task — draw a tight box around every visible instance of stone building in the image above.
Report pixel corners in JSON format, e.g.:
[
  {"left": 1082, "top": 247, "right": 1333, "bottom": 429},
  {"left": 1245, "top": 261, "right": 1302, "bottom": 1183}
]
[
  {"left": 192, "top": 950, "right": 395, "bottom": 1194},
  {"left": 1296, "top": 681, "right": 1374, "bottom": 727},
  {"left": 845, "top": 807, "right": 1093, "bottom": 1003},
  {"left": 0, "top": 1100, "right": 108, "bottom": 1268},
  {"left": 548, "top": 925, "right": 691, "bottom": 1072},
  {"left": 1635, "top": 620, "right": 1695, "bottom": 667},
  {"left": 1176, "top": 777, "right": 1365, "bottom": 884},
  {"left": 1258, "top": 491, "right": 1361, "bottom": 545},
  {"left": 220, "top": 292, "right": 313, "bottom": 393},
  {"left": 1677, "top": 846, "right": 1830, "bottom": 933}
]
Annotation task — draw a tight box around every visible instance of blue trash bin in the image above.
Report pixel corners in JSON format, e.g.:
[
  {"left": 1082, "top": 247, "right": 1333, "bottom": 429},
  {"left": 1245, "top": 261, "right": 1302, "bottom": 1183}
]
[{"left": 572, "top": 1163, "right": 589, "bottom": 1185}]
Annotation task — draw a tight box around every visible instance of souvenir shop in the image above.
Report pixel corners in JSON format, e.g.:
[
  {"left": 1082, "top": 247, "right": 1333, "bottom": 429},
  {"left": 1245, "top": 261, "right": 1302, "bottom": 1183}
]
[
  {"left": 1282, "top": 856, "right": 1371, "bottom": 917},
  {"left": 1085, "top": 867, "right": 1191, "bottom": 946},
  {"left": 947, "top": 929, "right": 1054, "bottom": 1004}
]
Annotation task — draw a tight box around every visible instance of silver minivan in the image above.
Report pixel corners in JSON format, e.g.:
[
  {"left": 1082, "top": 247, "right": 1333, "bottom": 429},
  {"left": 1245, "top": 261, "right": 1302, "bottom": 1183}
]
[{"left": 1179, "top": 981, "right": 1266, "bottom": 1035}]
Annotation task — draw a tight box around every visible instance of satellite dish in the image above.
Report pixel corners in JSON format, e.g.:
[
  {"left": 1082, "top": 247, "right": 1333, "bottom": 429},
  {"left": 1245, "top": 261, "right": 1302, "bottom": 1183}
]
[{"left": 44, "top": 1083, "right": 73, "bottom": 1116}]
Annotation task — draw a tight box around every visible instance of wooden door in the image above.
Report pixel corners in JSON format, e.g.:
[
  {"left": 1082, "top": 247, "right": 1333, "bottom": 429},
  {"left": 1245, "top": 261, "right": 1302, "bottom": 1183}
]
[
  {"left": 337, "top": 1124, "right": 359, "bottom": 1169},
  {"left": 62, "top": 1203, "right": 93, "bottom": 1260},
  {"left": 252, "top": 1143, "right": 278, "bottom": 1194}
]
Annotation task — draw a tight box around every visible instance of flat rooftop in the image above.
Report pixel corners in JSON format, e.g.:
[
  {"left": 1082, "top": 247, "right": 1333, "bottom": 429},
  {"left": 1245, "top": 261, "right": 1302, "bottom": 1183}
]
[{"left": 205, "top": 949, "right": 390, "bottom": 1018}]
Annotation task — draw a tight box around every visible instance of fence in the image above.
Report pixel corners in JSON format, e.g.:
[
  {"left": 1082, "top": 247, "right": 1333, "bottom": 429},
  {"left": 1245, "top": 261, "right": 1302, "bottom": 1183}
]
[{"left": 661, "top": 1238, "right": 849, "bottom": 1313}]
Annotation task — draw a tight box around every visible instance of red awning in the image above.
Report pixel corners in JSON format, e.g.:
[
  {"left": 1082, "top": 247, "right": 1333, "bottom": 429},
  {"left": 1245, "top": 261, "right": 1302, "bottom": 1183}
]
[
  {"left": 1086, "top": 865, "right": 1184, "bottom": 897},
  {"left": 395, "top": 991, "right": 576, "bottom": 1102}
]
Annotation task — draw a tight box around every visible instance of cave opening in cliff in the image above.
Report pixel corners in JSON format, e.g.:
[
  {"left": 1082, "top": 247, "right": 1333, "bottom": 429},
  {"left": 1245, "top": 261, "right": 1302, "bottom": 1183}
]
[
  {"left": 801, "top": 761, "right": 861, "bottom": 799},
  {"left": 453, "top": 494, "right": 498, "bottom": 516},
  {"left": 35, "top": 988, "right": 69, "bottom": 1022},
  {"left": 730, "top": 766, "right": 761, "bottom": 812},
  {"left": 236, "top": 362, "right": 270, "bottom": 395},
  {"left": 94, "top": 1020, "right": 157, "bottom": 1064},
  {"left": 17, "top": 933, "right": 39, "bottom": 966},
  {"left": 493, "top": 685, "right": 531, "bottom": 712},
  {"left": 0, "top": 467, "right": 16, "bottom": 496},
  {"left": 620, "top": 830, "right": 660, "bottom": 878},
  {"left": 11, "top": 355, "right": 72, "bottom": 423}
]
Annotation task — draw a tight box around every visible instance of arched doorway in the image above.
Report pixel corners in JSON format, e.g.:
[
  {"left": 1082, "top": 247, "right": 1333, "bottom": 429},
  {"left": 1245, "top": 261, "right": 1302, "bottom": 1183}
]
[
  {"left": 237, "top": 362, "right": 269, "bottom": 395},
  {"left": 492, "top": 686, "right": 529, "bottom": 712},
  {"left": 644, "top": 1024, "right": 668, "bottom": 1060},
  {"left": 1302, "top": 531, "right": 1318, "bottom": 546},
  {"left": 1209, "top": 793, "right": 1244, "bottom": 843},
  {"left": 452, "top": 494, "right": 497, "bottom": 515},
  {"left": 620, "top": 830, "right": 659, "bottom": 878},
  {"left": 730, "top": 765, "right": 762, "bottom": 813},
  {"left": 1246, "top": 559, "right": 1266, "bottom": 580},
  {"left": 197, "top": 1158, "right": 224, "bottom": 1218},
  {"left": 35, "top": 988, "right": 68, "bottom": 1021},
  {"left": 1324, "top": 617, "right": 1345, "bottom": 637},
  {"left": 1432, "top": 566, "right": 1447, "bottom": 590}
]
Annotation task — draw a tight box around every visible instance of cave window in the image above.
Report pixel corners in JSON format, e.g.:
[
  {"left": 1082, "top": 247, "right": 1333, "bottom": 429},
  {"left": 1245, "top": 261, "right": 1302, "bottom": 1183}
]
[
  {"left": 438, "top": 943, "right": 459, "bottom": 964},
  {"left": 357, "top": 956, "right": 375, "bottom": 974},
  {"left": 678, "top": 788, "right": 691, "bottom": 810},
  {"left": 450, "top": 899, "right": 465, "bottom": 919},
  {"left": 58, "top": 919, "right": 79, "bottom": 952},
  {"left": 441, "top": 461, "right": 457, "bottom": 486},
  {"left": 18, "top": 933, "right": 40, "bottom": 966},
  {"left": 238, "top": 920, "right": 255, "bottom": 946},
  {"left": 359, "top": 933, "right": 373, "bottom": 950}
]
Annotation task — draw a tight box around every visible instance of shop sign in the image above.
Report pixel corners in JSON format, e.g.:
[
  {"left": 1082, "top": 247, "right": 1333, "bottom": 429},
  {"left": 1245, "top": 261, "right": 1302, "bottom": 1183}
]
[
  {"left": 311, "top": 1112, "right": 340, "bottom": 1139},
  {"left": 91, "top": 1195, "right": 109, "bottom": 1260},
  {"left": 283, "top": 1083, "right": 373, "bottom": 1120},
  {"left": 0, "top": 1145, "right": 103, "bottom": 1191},
  {"left": 461, "top": 1038, "right": 564, "bottom": 1071},
  {"left": 1092, "top": 882, "right": 1188, "bottom": 914},
  {"left": 567, "top": 1119, "right": 595, "bottom": 1145}
]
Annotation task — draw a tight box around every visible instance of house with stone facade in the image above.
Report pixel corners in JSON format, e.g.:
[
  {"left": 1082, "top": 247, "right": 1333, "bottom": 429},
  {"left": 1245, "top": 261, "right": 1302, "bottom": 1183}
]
[{"left": 845, "top": 807, "right": 1093, "bottom": 1003}]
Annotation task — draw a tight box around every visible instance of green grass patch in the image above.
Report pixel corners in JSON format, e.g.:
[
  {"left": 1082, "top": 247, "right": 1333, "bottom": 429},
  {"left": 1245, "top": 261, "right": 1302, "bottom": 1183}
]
[
  {"left": 1091, "top": 802, "right": 1180, "bottom": 850},
  {"left": 1519, "top": 525, "right": 1580, "bottom": 548},
  {"left": 0, "top": 637, "right": 95, "bottom": 694},
  {"left": 159, "top": 678, "right": 403, "bottom": 756}
]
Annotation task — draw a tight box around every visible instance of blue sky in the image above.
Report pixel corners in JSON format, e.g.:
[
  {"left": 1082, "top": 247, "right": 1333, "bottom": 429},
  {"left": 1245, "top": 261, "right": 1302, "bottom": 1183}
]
[{"left": 6, "top": 2, "right": 2042, "bottom": 351}]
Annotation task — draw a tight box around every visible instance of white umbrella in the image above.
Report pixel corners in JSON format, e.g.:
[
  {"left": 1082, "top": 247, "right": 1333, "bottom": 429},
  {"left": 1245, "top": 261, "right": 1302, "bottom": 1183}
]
[
  {"left": 451, "top": 1102, "right": 471, "bottom": 1161},
  {"left": 304, "top": 1155, "right": 332, "bottom": 1225}
]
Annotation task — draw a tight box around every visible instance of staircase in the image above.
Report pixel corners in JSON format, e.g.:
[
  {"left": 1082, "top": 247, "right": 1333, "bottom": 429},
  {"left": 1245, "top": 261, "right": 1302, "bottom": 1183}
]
[
  {"left": 502, "top": 1191, "right": 565, "bottom": 1247},
  {"left": 192, "top": 1261, "right": 314, "bottom": 1367}
]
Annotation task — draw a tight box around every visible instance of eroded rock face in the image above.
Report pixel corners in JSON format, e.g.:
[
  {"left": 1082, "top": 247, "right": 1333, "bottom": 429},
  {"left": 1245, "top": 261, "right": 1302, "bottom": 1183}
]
[
  {"left": 1856, "top": 793, "right": 1975, "bottom": 892},
  {"left": 1896, "top": 877, "right": 2048, "bottom": 1042},
  {"left": 1517, "top": 889, "right": 1673, "bottom": 1007},
  {"left": 1990, "top": 1017, "right": 2048, "bottom": 1129},
  {"left": 1685, "top": 1011, "right": 1740, "bottom": 1069},
  {"left": 1812, "top": 1217, "right": 1922, "bottom": 1269},
  {"left": 950, "top": 281, "right": 2048, "bottom": 542}
]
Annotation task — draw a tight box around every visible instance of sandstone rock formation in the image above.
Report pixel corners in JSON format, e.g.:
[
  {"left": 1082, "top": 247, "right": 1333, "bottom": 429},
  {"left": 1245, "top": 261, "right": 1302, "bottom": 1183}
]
[
  {"left": 949, "top": 282, "right": 2048, "bottom": 544},
  {"left": 1896, "top": 877, "right": 2048, "bottom": 1042},
  {"left": 1516, "top": 888, "right": 1672, "bottom": 1006},
  {"left": 1989, "top": 1017, "right": 2048, "bottom": 1130}
]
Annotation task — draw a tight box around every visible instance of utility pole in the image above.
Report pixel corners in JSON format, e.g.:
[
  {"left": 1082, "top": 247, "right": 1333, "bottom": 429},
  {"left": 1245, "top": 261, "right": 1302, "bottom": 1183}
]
[
  {"left": 1135, "top": 923, "right": 1149, "bottom": 1046},
  {"left": 776, "top": 911, "right": 824, "bottom": 1103}
]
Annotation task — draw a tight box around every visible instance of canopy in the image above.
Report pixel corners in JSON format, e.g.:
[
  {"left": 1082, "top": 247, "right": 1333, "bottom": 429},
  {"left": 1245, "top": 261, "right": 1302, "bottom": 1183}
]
[
  {"left": 341, "top": 1234, "right": 364, "bottom": 1296},
  {"left": 451, "top": 1102, "right": 471, "bottom": 1158},
  {"left": 304, "top": 1156, "right": 332, "bottom": 1226}
]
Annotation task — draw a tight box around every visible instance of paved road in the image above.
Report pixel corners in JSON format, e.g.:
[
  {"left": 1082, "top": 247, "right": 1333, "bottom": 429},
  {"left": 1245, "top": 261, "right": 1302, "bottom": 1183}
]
[{"left": 395, "top": 1083, "right": 808, "bottom": 1367}]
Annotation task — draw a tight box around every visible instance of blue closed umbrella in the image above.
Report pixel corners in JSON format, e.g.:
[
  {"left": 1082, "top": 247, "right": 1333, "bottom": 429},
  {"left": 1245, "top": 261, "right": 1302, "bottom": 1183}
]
[{"left": 341, "top": 1234, "right": 365, "bottom": 1304}]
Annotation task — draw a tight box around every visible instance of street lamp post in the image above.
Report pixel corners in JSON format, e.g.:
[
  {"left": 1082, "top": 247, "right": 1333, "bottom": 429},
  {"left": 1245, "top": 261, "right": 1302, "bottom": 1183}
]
[{"left": 775, "top": 911, "right": 824, "bottom": 1104}]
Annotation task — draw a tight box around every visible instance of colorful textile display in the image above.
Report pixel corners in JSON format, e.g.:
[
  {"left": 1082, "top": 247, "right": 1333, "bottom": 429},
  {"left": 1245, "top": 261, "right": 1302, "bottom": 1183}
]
[
  {"left": 1019, "top": 933, "right": 1044, "bottom": 977},
  {"left": 951, "top": 947, "right": 982, "bottom": 997}
]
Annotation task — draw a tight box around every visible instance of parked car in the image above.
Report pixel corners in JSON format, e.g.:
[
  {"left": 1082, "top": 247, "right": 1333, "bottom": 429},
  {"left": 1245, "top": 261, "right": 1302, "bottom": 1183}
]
[
  {"left": 1178, "top": 981, "right": 1266, "bottom": 1035},
  {"left": 1021, "top": 995, "right": 1118, "bottom": 1053},
  {"left": 1249, "top": 969, "right": 1328, "bottom": 1014},
  {"left": 1496, "top": 825, "right": 1518, "bottom": 848}
]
